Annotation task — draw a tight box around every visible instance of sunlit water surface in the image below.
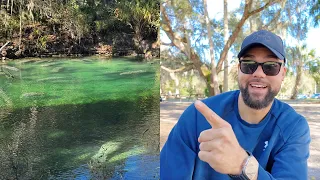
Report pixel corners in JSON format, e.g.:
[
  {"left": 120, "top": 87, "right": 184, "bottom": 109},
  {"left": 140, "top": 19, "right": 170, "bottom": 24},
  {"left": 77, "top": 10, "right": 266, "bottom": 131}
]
[{"left": 0, "top": 57, "right": 159, "bottom": 179}]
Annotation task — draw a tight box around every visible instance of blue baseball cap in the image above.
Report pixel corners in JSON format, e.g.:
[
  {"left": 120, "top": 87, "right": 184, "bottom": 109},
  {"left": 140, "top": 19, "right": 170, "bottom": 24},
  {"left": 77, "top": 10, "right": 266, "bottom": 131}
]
[{"left": 237, "top": 30, "right": 286, "bottom": 62}]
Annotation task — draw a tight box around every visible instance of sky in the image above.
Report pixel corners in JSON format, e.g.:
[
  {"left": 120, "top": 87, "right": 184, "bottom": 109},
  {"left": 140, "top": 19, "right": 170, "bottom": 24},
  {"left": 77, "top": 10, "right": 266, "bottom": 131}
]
[{"left": 161, "top": 0, "right": 320, "bottom": 57}]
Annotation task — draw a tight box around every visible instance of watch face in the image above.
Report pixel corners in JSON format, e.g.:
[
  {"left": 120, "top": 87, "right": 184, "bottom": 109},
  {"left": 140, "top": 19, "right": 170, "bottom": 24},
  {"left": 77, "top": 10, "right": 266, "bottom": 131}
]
[{"left": 244, "top": 156, "right": 259, "bottom": 180}]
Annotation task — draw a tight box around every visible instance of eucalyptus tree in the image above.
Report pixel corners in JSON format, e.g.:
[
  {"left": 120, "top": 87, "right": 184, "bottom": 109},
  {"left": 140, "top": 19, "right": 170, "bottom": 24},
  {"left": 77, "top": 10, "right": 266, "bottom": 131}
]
[
  {"left": 161, "top": 0, "right": 283, "bottom": 96},
  {"left": 203, "top": 0, "right": 219, "bottom": 94}
]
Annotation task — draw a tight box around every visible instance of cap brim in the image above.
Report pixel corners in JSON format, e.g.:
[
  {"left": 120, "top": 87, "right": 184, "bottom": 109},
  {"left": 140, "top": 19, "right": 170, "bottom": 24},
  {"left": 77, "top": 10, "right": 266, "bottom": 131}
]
[{"left": 238, "top": 43, "right": 285, "bottom": 61}]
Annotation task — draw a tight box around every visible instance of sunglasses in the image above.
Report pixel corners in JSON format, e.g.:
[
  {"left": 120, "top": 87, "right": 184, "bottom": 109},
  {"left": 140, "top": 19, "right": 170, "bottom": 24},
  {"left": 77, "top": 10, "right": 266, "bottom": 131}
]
[{"left": 239, "top": 60, "right": 283, "bottom": 76}]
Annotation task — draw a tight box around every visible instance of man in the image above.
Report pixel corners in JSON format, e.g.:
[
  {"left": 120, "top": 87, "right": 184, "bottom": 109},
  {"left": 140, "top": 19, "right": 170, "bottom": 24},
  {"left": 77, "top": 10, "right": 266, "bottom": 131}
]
[{"left": 160, "top": 30, "right": 310, "bottom": 179}]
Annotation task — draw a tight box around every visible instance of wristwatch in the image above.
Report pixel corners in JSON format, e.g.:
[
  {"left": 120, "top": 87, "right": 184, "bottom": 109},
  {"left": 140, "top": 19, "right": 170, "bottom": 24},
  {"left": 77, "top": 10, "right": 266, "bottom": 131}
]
[{"left": 228, "top": 151, "right": 258, "bottom": 180}]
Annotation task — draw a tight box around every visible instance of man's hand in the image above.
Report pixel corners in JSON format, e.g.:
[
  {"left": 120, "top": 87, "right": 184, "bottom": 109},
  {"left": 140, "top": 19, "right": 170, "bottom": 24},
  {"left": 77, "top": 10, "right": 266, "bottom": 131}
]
[{"left": 195, "top": 100, "right": 248, "bottom": 175}]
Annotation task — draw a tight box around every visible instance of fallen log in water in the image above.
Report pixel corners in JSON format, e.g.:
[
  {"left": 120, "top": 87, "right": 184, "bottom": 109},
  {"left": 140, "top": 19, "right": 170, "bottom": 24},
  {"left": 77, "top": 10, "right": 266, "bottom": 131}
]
[{"left": 0, "top": 42, "right": 10, "bottom": 52}]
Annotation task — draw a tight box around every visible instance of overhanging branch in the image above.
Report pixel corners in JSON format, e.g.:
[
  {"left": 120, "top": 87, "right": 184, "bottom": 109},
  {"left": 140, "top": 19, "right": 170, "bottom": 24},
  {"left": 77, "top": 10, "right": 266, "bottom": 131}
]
[
  {"left": 216, "top": 0, "right": 281, "bottom": 73},
  {"left": 161, "top": 63, "right": 194, "bottom": 73}
]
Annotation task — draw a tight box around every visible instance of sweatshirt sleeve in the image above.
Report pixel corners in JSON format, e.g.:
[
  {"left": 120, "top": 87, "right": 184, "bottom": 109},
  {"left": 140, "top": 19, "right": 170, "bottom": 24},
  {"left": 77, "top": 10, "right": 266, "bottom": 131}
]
[
  {"left": 258, "top": 117, "right": 310, "bottom": 179},
  {"left": 160, "top": 104, "right": 199, "bottom": 180}
]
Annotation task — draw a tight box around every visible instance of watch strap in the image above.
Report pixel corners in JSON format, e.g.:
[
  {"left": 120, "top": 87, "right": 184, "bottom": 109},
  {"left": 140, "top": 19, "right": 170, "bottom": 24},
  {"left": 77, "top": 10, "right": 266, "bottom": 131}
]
[{"left": 228, "top": 150, "right": 252, "bottom": 180}]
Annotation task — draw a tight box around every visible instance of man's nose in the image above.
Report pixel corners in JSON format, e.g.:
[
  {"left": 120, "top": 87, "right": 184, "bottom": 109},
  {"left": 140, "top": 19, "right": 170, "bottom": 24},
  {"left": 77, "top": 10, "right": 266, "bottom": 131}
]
[{"left": 252, "top": 65, "right": 266, "bottom": 78}]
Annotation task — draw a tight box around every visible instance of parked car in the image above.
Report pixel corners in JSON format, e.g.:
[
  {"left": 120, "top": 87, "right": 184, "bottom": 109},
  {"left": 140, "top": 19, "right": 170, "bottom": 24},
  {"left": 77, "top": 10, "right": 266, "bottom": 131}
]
[
  {"left": 297, "top": 94, "right": 308, "bottom": 99},
  {"left": 311, "top": 93, "right": 320, "bottom": 99}
]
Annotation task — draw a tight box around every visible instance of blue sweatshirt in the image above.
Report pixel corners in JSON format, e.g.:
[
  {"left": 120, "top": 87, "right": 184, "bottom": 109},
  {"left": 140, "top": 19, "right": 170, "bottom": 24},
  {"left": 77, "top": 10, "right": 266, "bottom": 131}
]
[{"left": 160, "top": 90, "right": 310, "bottom": 179}]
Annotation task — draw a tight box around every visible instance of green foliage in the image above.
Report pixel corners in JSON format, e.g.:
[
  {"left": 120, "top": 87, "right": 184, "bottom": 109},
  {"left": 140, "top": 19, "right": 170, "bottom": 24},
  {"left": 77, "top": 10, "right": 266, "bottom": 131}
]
[
  {"left": 38, "top": 35, "right": 48, "bottom": 50},
  {"left": 0, "top": 11, "right": 20, "bottom": 38},
  {"left": 116, "top": 0, "right": 159, "bottom": 24},
  {"left": 310, "top": 0, "right": 320, "bottom": 27},
  {"left": 307, "top": 59, "right": 320, "bottom": 85}
]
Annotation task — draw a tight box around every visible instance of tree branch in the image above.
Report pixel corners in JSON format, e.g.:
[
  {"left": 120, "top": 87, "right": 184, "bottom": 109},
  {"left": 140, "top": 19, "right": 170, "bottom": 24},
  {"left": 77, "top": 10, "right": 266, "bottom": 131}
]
[
  {"left": 161, "top": 41, "right": 174, "bottom": 46},
  {"left": 216, "top": 0, "right": 281, "bottom": 73},
  {"left": 262, "top": 0, "right": 286, "bottom": 29},
  {"left": 160, "top": 1, "right": 211, "bottom": 87},
  {"left": 0, "top": 42, "right": 10, "bottom": 52},
  {"left": 249, "top": 0, "right": 278, "bottom": 15},
  {"left": 160, "top": 3, "right": 187, "bottom": 54},
  {"left": 161, "top": 63, "right": 194, "bottom": 73}
]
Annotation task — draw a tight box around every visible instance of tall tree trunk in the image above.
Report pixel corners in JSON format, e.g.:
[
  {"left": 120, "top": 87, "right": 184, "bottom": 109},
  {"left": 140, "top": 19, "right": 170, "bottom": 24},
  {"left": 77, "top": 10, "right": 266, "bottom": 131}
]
[
  {"left": 19, "top": 0, "right": 22, "bottom": 51},
  {"left": 223, "top": 0, "right": 228, "bottom": 92},
  {"left": 7, "top": 0, "right": 10, "bottom": 12},
  {"left": 290, "top": 63, "right": 302, "bottom": 99},
  {"left": 169, "top": 72, "right": 180, "bottom": 97},
  {"left": 134, "top": 24, "right": 144, "bottom": 53},
  {"left": 11, "top": 0, "right": 13, "bottom": 15},
  {"left": 203, "top": 0, "right": 220, "bottom": 96}
]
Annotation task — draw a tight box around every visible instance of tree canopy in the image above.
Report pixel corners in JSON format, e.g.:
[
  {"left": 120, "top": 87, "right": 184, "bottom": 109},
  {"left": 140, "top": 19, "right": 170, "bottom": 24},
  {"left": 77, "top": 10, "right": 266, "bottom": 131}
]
[{"left": 160, "top": 0, "right": 320, "bottom": 97}]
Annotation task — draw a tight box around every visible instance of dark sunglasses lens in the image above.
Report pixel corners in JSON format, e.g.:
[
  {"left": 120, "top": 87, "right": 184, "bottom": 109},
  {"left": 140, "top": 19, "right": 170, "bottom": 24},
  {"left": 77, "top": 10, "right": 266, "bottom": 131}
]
[
  {"left": 262, "top": 62, "right": 281, "bottom": 76},
  {"left": 240, "top": 61, "right": 258, "bottom": 74}
]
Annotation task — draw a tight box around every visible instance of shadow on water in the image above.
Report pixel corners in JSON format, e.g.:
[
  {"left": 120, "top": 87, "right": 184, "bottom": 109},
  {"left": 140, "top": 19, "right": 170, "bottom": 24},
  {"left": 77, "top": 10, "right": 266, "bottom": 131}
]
[{"left": 0, "top": 94, "right": 159, "bottom": 179}]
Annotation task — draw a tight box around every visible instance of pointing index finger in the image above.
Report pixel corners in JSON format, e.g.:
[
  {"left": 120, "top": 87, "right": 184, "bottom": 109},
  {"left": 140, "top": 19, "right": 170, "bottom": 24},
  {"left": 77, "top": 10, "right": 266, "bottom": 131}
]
[{"left": 194, "top": 100, "right": 228, "bottom": 128}]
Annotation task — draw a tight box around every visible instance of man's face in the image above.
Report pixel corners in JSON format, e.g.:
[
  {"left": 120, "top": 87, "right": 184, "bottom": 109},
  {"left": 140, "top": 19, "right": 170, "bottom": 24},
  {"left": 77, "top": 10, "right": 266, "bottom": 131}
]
[{"left": 238, "top": 46, "right": 286, "bottom": 110}]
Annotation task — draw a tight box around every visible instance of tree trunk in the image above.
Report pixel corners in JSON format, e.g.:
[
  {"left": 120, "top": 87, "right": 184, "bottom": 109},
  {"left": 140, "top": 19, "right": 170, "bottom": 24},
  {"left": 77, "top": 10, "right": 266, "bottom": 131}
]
[
  {"left": 134, "top": 24, "right": 144, "bottom": 54},
  {"left": 204, "top": 0, "right": 220, "bottom": 96},
  {"left": 11, "top": 0, "right": 13, "bottom": 15},
  {"left": 223, "top": 0, "right": 228, "bottom": 92},
  {"left": 169, "top": 72, "right": 180, "bottom": 97},
  {"left": 19, "top": 0, "right": 22, "bottom": 51},
  {"left": 7, "top": 0, "right": 9, "bottom": 12},
  {"left": 290, "top": 63, "right": 302, "bottom": 99}
]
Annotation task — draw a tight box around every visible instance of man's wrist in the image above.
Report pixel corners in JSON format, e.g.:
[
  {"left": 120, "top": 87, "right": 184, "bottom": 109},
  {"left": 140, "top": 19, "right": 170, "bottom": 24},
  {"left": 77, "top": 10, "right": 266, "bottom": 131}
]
[
  {"left": 235, "top": 149, "right": 249, "bottom": 175},
  {"left": 245, "top": 154, "right": 258, "bottom": 180},
  {"left": 229, "top": 150, "right": 259, "bottom": 180}
]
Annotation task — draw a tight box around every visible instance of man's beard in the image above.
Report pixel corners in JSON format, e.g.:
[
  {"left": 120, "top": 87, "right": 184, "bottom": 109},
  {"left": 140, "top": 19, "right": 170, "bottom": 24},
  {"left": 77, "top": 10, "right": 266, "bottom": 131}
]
[{"left": 239, "top": 83, "right": 278, "bottom": 110}]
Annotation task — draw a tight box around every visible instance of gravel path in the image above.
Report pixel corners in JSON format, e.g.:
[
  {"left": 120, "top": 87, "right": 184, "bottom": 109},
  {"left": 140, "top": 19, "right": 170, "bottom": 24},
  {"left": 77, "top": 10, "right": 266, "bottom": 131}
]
[{"left": 160, "top": 101, "right": 320, "bottom": 179}]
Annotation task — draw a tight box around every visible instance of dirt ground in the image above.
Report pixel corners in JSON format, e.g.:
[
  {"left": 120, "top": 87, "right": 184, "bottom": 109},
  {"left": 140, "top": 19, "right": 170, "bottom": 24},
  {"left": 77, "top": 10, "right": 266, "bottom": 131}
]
[{"left": 160, "top": 101, "right": 320, "bottom": 179}]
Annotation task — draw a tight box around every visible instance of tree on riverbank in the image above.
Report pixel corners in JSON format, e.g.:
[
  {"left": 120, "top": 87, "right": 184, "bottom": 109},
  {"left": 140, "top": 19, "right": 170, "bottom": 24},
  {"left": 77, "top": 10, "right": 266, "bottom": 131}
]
[{"left": 0, "top": 0, "right": 159, "bottom": 59}]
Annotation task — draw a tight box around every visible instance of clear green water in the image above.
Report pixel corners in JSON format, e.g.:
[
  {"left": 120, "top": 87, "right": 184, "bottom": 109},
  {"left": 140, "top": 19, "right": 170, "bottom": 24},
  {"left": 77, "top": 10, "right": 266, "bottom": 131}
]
[{"left": 0, "top": 57, "right": 160, "bottom": 179}]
